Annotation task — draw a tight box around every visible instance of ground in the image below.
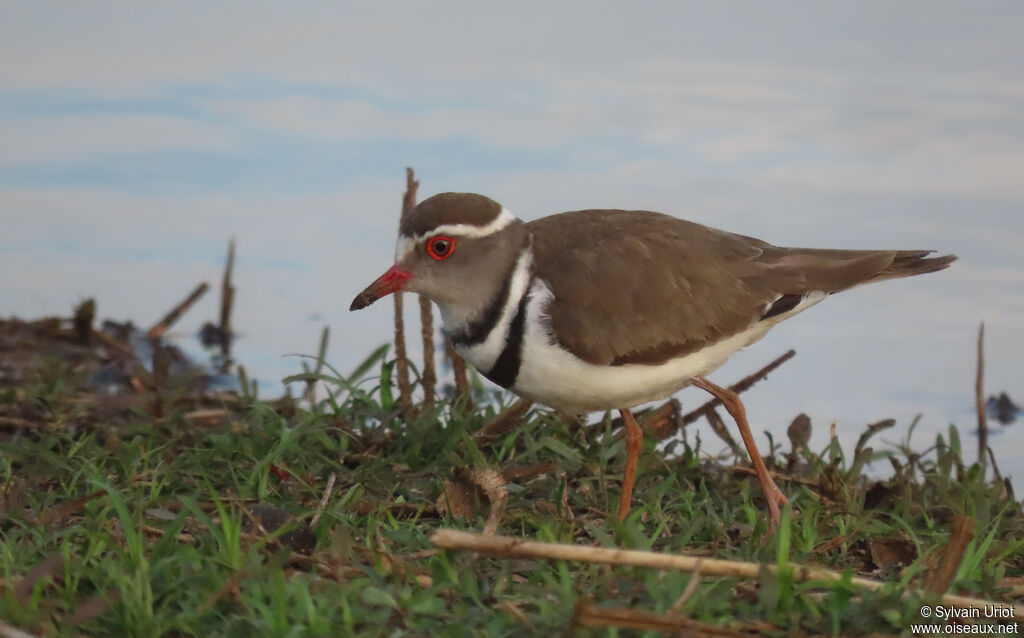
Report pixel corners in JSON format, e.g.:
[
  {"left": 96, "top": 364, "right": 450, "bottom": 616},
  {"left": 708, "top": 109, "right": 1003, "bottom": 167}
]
[{"left": 1, "top": 315, "right": 1022, "bottom": 637}]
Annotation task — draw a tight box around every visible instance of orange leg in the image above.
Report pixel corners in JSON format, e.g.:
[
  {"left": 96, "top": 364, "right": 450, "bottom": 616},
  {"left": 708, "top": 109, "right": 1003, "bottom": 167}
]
[
  {"left": 693, "top": 377, "right": 788, "bottom": 533},
  {"left": 617, "top": 408, "right": 644, "bottom": 520}
]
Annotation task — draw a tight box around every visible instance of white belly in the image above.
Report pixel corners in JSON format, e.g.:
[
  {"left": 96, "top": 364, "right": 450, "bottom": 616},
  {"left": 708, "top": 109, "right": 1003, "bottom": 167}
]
[
  {"left": 451, "top": 279, "right": 821, "bottom": 414},
  {"left": 506, "top": 280, "right": 769, "bottom": 412}
]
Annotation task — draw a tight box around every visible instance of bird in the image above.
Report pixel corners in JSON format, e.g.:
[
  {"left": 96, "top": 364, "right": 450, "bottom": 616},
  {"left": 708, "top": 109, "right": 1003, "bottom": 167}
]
[{"left": 350, "top": 192, "right": 956, "bottom": 531}]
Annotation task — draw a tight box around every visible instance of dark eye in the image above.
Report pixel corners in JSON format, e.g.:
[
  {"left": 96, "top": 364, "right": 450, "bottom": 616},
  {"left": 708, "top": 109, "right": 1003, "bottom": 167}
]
[{"left": 426, "top": 235, "right": 455, "bottom": 260}]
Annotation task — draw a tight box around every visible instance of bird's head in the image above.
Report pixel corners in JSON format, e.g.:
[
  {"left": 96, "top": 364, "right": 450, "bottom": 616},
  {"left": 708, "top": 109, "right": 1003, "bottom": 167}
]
[{"left": 350, "top": 193, "right": 529, "bottom": 320}]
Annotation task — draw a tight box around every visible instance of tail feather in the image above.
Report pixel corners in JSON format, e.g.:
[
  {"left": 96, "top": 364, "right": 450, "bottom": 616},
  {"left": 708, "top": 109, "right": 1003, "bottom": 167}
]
[
  {"left": 871, "top": 250, "right": 958, "bottom": 283},
  {"left": 753, "top": 248, "right": 958, "bottom": 297}
]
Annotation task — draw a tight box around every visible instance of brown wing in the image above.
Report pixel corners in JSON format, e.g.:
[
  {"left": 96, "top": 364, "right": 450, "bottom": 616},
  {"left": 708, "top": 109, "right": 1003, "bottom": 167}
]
[{"left": 528, "top": 209, "right": 955, "bottom": 366}]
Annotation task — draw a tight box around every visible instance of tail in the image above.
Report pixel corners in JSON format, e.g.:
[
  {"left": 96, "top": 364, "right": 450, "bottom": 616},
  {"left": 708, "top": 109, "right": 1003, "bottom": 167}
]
[
  {"left": 753, "top": 247, "right": 958, "bottom": 298},
  {"left": 868, "top": 250, "right": 958, "bottom": 283}
]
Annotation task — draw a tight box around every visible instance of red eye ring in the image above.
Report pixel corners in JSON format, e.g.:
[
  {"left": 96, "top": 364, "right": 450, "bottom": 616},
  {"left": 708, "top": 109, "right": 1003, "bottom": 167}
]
[{"left": 426, "top": 235, "right": 456, "bottom": 260}]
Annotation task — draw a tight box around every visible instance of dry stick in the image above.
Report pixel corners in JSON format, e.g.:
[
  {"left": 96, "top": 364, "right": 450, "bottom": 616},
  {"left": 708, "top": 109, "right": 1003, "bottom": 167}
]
[
  {"left": 461, "top": 467, "right": 509, "bottom": 535},
  {"left": 574, "top": 597, "right": 751, "bottom": 636},
  {"left": 419, "top": 295, "right": 436, "bottom": 412},
  {"left": 705, "top": 408, "right": 743, "bottom": 456},
  {"left": 447, "top": 338, "right": 473, "bottom": 410},
  {"left": 146, "top": 282, "right": 210, "bottom": 339},
  {"left": 430, "top": 529, "right": 1024, "bottom": 617},
  {"left": 91, "top": 327, "right": 136, "bottom": 360},
  {"left": 14, "top": 551, "right": 63, "bottom": 605},
  {"left": 310, "top": 471, "right": 337, "bottom": 528},
  {"left": 474, "top": 398, "right": 534, "bottom": 443},
  {"left": 392, "top": 292, "right": 414, "bottom": 418},
  {"left": 673, "top": 349, "right": 796, "bottom": 435},
  {"left": 670, "top": 560, "right": 702, "bottom": 612},
  {"left": 924, "top": 515, "right": 976, "bottom": 593},
  {"left": 219, "top": 237, "right": 236, "bottom": 358},
  {"left": 400, "top": 166, "right": 418, "bottom": 223},
  {"left": 0, "top": 621, "right": 36, "bottom": 638},
  {"left": 392, "top": 168, "right": 420, "bottom": 419},
  {"left": 610, "top": 399, "right": 681, "bottom": 440},
  {"left": 976, "top": 322, "right": 987, "bottom": 473},
  {"left": 67, "top": 588, "right": 122, "bottom": 624}
]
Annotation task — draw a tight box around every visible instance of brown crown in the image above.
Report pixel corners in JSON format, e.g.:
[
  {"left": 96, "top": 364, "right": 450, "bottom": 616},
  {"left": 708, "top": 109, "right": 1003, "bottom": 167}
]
[{"left": 399, "top": 192, "right": 504, "bottom": 237}]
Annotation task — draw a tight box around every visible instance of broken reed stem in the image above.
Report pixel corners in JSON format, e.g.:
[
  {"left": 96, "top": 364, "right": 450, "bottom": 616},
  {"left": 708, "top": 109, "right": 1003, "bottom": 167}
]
[
  {"left": 680, "top": 349, "right": 796, "bottom": 427},
  {"left": 219, "top": 237, "right": 236, "bottom": 357},
  {"left": 393, "top": 296, "right": 414, "bottom": 418},
  {"left": 447, "top": 338, "right": 472, "bottom": 410},
  {"left": 0, "top": 620, "right": 37, "bottom": 638},
  {"left": 474, "top": 398, "right": 534, "bottom": 443},
  {"left": 976, "top": 322, "right": 987, "bottom": 472},
  {"left": 401, "top": 166, "right": 419, "bottom": 225},
  {"left": 310, "top": 471, "right": 337, "bottom": 528},
  {"left": 419, "top": 295, "right": 436, "bottom": 412},
  {"left": 90, "top": 327, "right": 136, "bottom": 360},
  {"left": 393, "top": 168, "right": 420, "bottom": 419},
  {"left": 431, "top": 529, "right": 1022, "bottom": 617},
  {"left": 924, "top": 515, "right": 976, "bottom": 594},
  {"left": 574, "top": 597, "right": 750, "bottom": 636},
  {"left": 702, "top": 408, "right": 743, "bottom": 454},
  {"left": 146, "top": 282, "right": 209, "bottom": 339}
]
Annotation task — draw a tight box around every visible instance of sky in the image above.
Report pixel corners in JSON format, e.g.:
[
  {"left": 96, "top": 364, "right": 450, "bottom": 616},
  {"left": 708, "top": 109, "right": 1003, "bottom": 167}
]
[{"left": 1, "top": 2, "right": 1022, "bottom": 470}]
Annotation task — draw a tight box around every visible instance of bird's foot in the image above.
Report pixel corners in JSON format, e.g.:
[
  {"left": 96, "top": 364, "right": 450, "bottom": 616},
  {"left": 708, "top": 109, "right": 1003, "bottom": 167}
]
[{"left": 762, "top": 476, "right": 789, "bottom": 538}]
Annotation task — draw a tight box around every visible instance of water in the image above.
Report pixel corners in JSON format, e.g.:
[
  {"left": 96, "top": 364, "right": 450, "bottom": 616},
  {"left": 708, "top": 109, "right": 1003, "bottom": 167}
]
[{"left": 1, "top": 2, "right": 1022, "bottom": 481}]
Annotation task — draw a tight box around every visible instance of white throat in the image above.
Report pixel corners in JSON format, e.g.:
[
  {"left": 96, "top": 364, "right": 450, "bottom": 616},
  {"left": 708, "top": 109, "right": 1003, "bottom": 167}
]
[{"left": 438, "top": 246, "right": 533, "bottom": 373}]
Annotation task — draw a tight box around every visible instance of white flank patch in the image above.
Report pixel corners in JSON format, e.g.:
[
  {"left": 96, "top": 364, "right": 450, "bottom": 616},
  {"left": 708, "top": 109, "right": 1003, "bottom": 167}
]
[
  {"left": 777, "top": 290, "right": 828, "bottom": 319},
  {"left": 443, "top": 246, "right": 533, "bottom": 373},
  {"left": 395, "top": 207, "right": 517, "bottom": 262},
  {"left": 511, "top": 281, "right": 827, "bottom": 413}
]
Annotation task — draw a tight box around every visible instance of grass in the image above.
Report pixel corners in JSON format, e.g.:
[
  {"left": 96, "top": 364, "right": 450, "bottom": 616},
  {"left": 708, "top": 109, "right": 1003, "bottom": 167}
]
[{"left": 1, "top": 343, "right": 1023, "bottom": 637}]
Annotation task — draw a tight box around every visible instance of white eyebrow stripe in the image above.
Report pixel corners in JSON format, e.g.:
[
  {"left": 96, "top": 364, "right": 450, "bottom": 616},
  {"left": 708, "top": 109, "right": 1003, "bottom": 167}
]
[
  {"left": 395, "top": 236, "right": 417, "bottom": 262},
  {"left": 395, "top": 207, "right": 517, "bottom": 262}
]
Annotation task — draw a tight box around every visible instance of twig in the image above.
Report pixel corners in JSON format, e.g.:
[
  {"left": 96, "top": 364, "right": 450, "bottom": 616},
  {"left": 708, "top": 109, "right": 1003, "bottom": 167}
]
[
  {"left": 976, "top": 322, "right": 987, "bottom": 472},
  {"left": 573, "top": 596, "right": 751, "bottom": 636},
  {"left": 310, "top": 471, "right": 337, "bottom": 528},
  {"left": 611, "top": 400, "right": 683, "bottom": 441},
  {"left": 430, "top": 529, "right": 1023, "bottom": 617},
  {"left": 728, "top": 464, "right": 821, "bottom": 488},
  {"left": 67, "top": 588, "right": 122, "bottom": 624},
  {"left": 349, "top": 500, "right": 438, "bottom": 517},
  {"left": 854, "top": 418, "right": 896, "bottom": 460},
  {"left": 462, "top": 467, "right": 508, "bottom": 535},
  {"left": 680, "top": 349, "right": 796, "bottom": 427},
  {"left": 400, "top": 168, "right": 435, "bottom": 412},
  {"left": 987, "top": 447, "right": 1004, "bottom": 484},
  {"left": 670, "top": 560, "right": 702, "bottom": 612},
  {"left": 400, "top": 166, "right": 418, "bottom": 225},
  {"left": 393, "top": 299, "right": 413, "bottom": 418},
  {"left": 14, "top": 551, "right": 63, "bottom": 605},
  {"left": 0, "top": 621, "right": 36, "bottom": 638},
  {"left": 183, "top": 408, "right": 228, "bottom": 427},
  {"left": 73, "top": 298, "right": 95, "bottom": 345},
  {"left": 924, "top": 515, "right": 976, "bottom": 593},
  {"left": 393, "top": 169, "right": 418, "bottom": 419},
  {"left": 500, "top": 462, "right": 558, "bottom": 482},
  {"left": 91, "top": 328, "right": 136, "bottom": 360},
  {"left": 419, "top": 295, "right": 436, "bottom": 411},
  {"left": 474, "top": 398, "right": 533, "bottom": 443},
  {"left": 219, "top": 237, "right": 236, "bottom": 357},
  {"left": 447, "top": 338, "right": 472, "bottom": 410},
  {"left": 703, "top": 408, "right": 743, "bottom": 454},
  {"left": 147, "top": 282, "right": 209, "bottom": 339}
]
